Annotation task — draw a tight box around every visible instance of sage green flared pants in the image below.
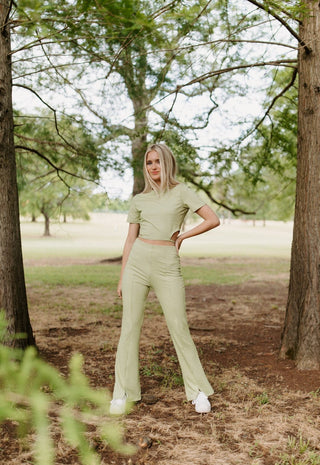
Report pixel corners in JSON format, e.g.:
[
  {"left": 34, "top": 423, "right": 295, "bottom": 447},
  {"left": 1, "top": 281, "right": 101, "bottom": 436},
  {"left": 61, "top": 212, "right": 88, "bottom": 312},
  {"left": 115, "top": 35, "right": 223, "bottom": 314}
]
[{"left": 112, "top": 239, "right": 213, "bottom": 402}]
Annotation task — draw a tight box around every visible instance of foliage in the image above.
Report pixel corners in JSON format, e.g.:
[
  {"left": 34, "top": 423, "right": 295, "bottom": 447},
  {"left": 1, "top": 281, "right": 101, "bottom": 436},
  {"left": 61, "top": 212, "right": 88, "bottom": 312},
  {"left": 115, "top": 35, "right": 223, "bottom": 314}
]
[
  {"left": 0, "top": 311, "right": 133, "bottom": 465},
  {"left": 209, "top": 65, "right": 298, "bottom": 219},
  {"left": 12, "top": 1, "right": 300, "bottom": 212},
  {"left": 214, "top": 166, "right": 295, "bottom": 221},
  {"left": 240, "top": 68, "right": 298, "bottom": 185},
  {"left": 15, "top": 111, "right": 104, "bottom": 232},
  {"left": 106, "top": 196, "right": 130, "bottom": 213},
  {"left": 14, "top": 110, "right": 102, "bottom": 179},
  {"left": 13, "top": 0, "right": 245, "bottom": 197},
  {"left": 19, "top": 172, "right": 96, "bottom": 225}
]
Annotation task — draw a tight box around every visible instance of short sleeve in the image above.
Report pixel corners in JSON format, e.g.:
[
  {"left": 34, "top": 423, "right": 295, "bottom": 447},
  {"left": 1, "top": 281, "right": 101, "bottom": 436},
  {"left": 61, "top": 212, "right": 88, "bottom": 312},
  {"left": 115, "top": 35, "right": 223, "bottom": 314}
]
[
  {"left": 127, "top": 196, "right": 140, "bottom": 223},
  {"left": 181, "top": 184, "right": 206, "bottom": 212}
]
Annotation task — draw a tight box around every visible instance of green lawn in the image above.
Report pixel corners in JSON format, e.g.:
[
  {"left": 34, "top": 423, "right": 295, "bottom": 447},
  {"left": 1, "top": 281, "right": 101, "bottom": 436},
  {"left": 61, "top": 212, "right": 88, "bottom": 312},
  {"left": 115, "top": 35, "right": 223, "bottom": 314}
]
[{"left": 24, "top": 258, "right": 290, "bottom": 289}]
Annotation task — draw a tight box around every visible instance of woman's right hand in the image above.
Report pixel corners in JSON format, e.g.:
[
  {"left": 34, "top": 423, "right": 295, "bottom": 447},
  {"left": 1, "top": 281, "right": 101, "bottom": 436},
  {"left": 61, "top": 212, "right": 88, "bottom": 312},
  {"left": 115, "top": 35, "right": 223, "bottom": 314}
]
[
  {"left": 117, "top": 223, "right": 139, "bottom": 300},
  {"left": 117, "top": 280, "right": 122, "bottom": 298}
]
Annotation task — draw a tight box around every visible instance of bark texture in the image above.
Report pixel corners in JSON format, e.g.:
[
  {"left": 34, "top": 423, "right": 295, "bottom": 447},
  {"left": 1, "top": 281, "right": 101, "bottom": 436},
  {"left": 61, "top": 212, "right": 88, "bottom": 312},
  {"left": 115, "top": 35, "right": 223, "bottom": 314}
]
[
  {"left": 131, "top": 98, "right": 149, "bottom": 195},
  {"left": 280, "top": 1, "right": 320, "bottom": 369},
  {"left": 0, "top": 2, "right": 35, "bottom": 347}
]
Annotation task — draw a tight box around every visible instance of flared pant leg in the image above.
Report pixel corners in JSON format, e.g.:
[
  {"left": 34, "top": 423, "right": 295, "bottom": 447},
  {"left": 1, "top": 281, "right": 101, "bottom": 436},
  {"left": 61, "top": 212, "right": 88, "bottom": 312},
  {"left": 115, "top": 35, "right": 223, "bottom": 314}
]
[
  {"left": 112, "top": 250, "right": 150, "bottom": 402},
  {"left": 151, "top": 254, "right": 213, "bottom": 401}
]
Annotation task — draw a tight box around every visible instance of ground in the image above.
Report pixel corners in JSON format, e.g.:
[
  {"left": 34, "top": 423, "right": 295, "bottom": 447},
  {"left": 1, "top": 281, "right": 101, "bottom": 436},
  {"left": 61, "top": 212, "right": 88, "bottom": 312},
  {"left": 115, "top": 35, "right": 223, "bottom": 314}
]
[{"left": 2, "top": 257, "right": 320, "bottom": 465}]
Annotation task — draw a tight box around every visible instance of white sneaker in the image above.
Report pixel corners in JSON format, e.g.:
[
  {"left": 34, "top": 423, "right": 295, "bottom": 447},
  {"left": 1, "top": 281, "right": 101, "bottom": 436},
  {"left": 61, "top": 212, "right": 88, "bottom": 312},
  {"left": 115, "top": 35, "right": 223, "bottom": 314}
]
[
  {"left": 109, "top": 397, "right": 127, "bottom": 415},
  {"left": 192, "top": 391, "right": 211, "bottom": 413}
]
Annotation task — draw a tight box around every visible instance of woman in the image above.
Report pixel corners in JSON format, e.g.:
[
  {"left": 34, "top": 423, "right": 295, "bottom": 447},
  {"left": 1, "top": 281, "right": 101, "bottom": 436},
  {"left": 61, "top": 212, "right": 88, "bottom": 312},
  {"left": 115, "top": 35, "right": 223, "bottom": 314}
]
[{"left": 110, "top": 143, "right": 220, "bottom": 415}]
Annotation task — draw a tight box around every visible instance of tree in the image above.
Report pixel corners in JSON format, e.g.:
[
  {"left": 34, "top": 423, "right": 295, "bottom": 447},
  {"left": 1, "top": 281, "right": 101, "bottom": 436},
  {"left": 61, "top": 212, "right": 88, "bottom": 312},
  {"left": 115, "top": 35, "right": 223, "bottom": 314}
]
[
  {"left": 0, "top": 1, "right": 35, "bottom": 347},
  {"left": 15, "top": 0, "right": 236, "bottom": 198},
  {"left": 19, "top": 174, "right": 95, "bottom": 236},
  {"left": 15, "top": 112, "right": 102, "bottom": 236},
  {"left": 279, "top": 0, "right": 320, "bottom": 369}
]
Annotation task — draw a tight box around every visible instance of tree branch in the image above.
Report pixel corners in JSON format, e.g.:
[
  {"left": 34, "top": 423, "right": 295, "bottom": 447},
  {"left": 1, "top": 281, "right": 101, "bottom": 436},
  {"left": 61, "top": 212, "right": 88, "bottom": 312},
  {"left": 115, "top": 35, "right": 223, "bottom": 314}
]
[
  {"left": 26, "top": 169, "right": 57, "bottom": 183},
  {"left": 12, "top": 61, "right": 89, "bottom": 80},
  {"left": 151, "top": 0, "right": 181, "bottom": 19},
  {"left": 2, "top": 0, "right": 14, "bottom": 32},
  {"left": 174, "top": 59, "right": 297, "bottom": 92},
  {"left": 15, "top": 145, "right": 98, "bottom": 187},
  {"left": 10, "top": 26, "right": 70, "bottom": 54},
  {"left": 22, "top": 34, "right": 132, "bottom": 139},
  {"left": 246, "top": 0, "right": 311, "bottom": 53},
  {"left": 14, "top": 84, "right": 132, "bottom": 144},
  {"left": 262, "top": 0, "right": 299, "bottom": 21},
  {"left": 254, "top": 179, "right": 295, "bottom": 213},
  {"left": 150, "top": 59, "right": 297, "bottom": 110},
  {"left": 13, "top": 83, "right": 57, "bottom": 113},
  {"left": 155, "top": 90, "right": 179, "bottom": 142},
  {"left": 150, "top": 0, "right": 214, "bottom": 96},
  {"left": 183, "top": 175, "right": 256, "bottom": 216},
  {"left": 148, "top": 38, "right": 297, "bottom": 57},
  {"left": 237, "top": 67, "right": 298, "bottom": 145},
  {"left": 15, "top": 133, "right": 73, "bottom": 149},
  {"left": 153, "top": 98, "right": 218, "bottom": 140},
  {"left": 74, "top": 88, "right": 134, "bottom": 139},
  {"left": 13, "top": 83, "right": 86, "bottom": 156}
]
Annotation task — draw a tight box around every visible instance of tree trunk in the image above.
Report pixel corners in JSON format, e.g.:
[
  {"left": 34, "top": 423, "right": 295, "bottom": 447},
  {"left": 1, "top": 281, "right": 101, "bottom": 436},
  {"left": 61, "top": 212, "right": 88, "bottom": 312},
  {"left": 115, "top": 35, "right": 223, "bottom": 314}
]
[
  {"left": 131, "top": 99, "right": 149, "bottom": 195},
  {"left": 280, "top": 1, "right": 320, "bottom": 369},
  {"left": 0, "top": 4, "right": 35, "bottom": 347},
  {"left": 42, "top": 212, "right": 51, "bottom": 236}
]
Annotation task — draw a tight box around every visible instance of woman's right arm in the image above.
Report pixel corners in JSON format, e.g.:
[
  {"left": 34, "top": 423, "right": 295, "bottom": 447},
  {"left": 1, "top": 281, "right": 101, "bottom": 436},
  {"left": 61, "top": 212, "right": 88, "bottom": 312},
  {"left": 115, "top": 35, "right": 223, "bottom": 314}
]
[{"left": 117, "top": 223, "right": 140, "bottom": 298}]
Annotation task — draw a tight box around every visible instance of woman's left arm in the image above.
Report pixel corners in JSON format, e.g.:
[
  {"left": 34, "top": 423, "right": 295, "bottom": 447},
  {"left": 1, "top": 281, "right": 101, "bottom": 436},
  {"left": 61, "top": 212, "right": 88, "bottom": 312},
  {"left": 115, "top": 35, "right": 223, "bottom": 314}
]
[{"left": 175, "top": 205, "right": 220, "bottom": 251}]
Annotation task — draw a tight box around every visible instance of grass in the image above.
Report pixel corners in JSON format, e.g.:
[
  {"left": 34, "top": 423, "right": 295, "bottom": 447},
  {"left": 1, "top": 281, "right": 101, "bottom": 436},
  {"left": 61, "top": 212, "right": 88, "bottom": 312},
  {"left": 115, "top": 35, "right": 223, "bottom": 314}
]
[
  {"left": 141, "top": 347, "right": 184, "bottom": 388},
  {"left": 275, "top": 434, "right": 320, "bottom": 465},
  {"left": 25, "top": 264, "right": 121, "bottom": 288},
  {"left": 24, "top": 257, "right": 289, "bottom": 289},
  {"left": 182, "top": 257, "right": 289, "bottom": 285}
]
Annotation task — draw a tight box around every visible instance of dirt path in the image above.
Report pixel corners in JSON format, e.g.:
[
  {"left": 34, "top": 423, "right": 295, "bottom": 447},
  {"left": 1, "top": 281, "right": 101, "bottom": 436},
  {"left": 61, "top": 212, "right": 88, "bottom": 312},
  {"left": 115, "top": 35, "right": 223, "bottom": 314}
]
[{"left": 2, "top": 265, "right": 320, "bottom": 465}]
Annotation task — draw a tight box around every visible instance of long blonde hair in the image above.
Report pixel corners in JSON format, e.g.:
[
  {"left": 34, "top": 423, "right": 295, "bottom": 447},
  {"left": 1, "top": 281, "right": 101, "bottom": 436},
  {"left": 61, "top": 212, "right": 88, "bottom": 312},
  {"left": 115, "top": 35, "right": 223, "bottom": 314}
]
[{"left": 142, "top": 143, "right": 179, "bottom": 193}]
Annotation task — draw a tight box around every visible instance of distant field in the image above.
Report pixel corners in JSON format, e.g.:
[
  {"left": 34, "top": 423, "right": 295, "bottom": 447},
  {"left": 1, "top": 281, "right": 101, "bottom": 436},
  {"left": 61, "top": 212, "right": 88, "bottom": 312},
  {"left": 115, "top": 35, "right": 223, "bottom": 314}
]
[{"left": 20, "top": 212, "right": 293, "bottom": 261}]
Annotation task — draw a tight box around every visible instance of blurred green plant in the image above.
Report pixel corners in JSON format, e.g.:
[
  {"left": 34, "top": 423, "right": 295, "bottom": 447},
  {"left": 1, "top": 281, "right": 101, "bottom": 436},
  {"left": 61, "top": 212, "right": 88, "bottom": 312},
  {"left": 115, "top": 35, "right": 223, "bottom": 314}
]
[{"left": 0, "top": 311, "right": 134, "bottom": 465}]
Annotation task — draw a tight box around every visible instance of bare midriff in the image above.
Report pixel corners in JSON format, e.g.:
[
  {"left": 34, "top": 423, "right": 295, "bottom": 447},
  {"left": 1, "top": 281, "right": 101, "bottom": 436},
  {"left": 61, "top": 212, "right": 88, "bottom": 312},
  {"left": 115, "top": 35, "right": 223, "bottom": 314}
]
[{"left": 138, "top": 237, "right": 175, "bottom": 246}]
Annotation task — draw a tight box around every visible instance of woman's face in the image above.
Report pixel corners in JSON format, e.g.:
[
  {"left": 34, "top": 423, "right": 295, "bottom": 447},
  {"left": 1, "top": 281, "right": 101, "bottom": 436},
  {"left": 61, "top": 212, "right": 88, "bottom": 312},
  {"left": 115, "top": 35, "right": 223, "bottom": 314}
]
[{"left": 146, "top": 150, "right": 161, "bottom": 185}]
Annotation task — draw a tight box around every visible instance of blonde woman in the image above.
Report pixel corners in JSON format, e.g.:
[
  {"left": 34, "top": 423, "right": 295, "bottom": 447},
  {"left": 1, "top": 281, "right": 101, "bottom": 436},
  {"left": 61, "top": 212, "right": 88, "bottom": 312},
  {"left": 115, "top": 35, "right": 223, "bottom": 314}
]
[{"left": 110, "top": 143, "right": 220, "bottom": 415}]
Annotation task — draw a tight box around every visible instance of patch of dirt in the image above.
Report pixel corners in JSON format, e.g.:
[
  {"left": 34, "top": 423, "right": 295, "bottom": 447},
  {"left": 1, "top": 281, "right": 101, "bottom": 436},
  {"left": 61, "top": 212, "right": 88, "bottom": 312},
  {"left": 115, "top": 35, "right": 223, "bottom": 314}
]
[{"left": 2, "top": 260, "right": 320, "bottom": 465}]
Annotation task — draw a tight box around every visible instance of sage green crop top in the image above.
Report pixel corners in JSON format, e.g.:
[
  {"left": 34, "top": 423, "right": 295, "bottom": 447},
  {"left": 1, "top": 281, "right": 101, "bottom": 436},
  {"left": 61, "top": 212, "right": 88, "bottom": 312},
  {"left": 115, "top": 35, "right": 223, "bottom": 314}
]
[{"left": 127, "top": 183, "right": 206, "bottom": 241}]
